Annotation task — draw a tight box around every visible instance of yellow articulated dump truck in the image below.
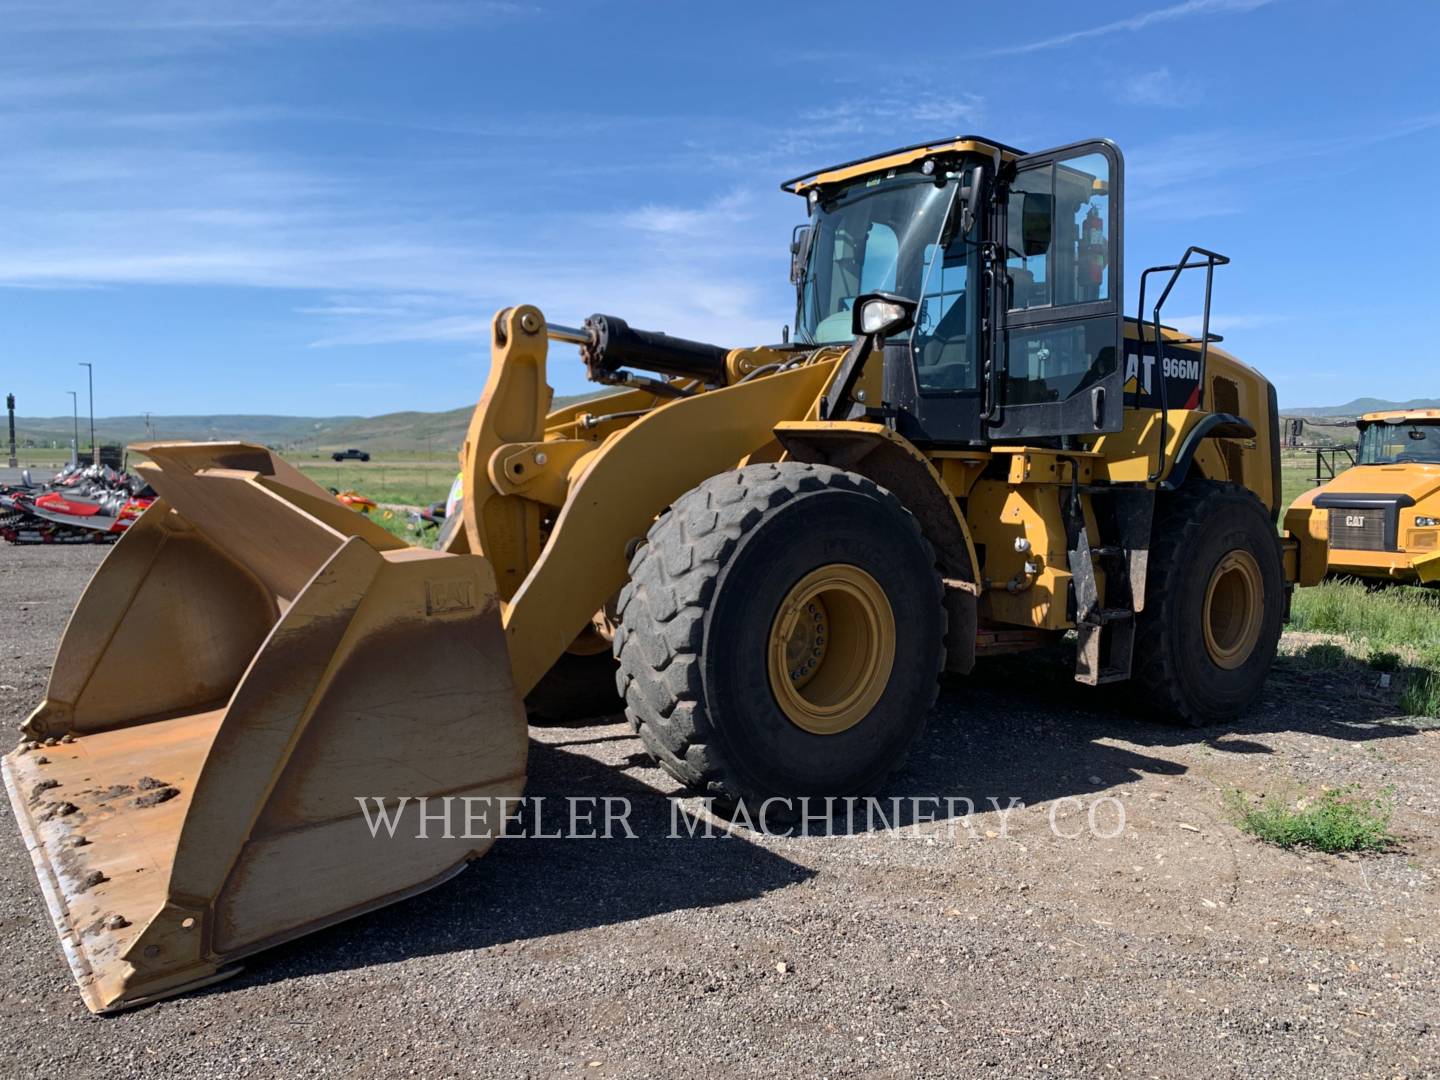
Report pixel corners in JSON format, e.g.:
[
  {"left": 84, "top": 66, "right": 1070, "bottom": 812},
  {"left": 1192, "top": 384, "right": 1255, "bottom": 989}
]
[
  {"left": 1287, "top": 409, "right": 1440, "bottom": 585},
  {"left": 5, "top": 134, "right": 1326, "bottom": 1012}
]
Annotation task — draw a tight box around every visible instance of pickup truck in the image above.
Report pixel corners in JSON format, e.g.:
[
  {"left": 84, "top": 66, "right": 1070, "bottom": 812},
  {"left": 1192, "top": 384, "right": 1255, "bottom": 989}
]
[{"left": 331, "top": 448, "right": 371, "bottom": 462}]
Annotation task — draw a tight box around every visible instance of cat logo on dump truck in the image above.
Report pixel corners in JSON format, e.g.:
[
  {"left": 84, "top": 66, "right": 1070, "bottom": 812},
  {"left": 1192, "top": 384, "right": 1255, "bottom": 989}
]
[{"left": 1122, "top": 338, "right": 1204, "bottom": 410}]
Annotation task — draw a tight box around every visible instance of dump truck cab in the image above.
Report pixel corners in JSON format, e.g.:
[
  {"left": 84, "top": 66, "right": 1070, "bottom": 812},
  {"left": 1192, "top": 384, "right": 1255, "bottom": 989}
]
[{"left": 1288, "top": 409, "right": 1440, "bottom": 584}]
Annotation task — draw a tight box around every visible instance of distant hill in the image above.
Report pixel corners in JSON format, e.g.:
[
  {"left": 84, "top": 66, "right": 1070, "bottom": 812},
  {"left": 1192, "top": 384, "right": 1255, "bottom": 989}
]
[
  {"left": 1283, "top": 397, "right": 1440, "bottom": 418},
  {"left": 14, "top": 413, "right": 362, "bottom": 450},
  {"left": 20, "top": 390, "right": 1428, "bottom": 456},
  {"left": 14, "top": 391, "right": 613, "bottom": 455}
]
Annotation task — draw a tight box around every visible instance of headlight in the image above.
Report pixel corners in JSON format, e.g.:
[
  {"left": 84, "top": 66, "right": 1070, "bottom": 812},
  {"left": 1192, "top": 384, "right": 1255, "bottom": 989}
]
[
  {"left": 860, "top": 299, "right": 906, "bottom": 334},
  {"left": 1416, "top": 516, "right": 1440, "bottom": 527},
  {"left": 851, "top": 292, "right": 918, "bottom": 338}
]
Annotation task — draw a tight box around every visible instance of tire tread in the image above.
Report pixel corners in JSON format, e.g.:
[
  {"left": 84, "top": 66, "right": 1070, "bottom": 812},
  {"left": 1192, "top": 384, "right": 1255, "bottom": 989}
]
[{"left": 615, "top": 462, "right": 945, "bottom": 801}]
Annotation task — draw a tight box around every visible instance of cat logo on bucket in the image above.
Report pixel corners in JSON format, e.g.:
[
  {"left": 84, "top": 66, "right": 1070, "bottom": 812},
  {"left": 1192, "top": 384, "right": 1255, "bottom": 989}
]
[{"left": 425, "top": 577, "right": 475, "bottom": 616}]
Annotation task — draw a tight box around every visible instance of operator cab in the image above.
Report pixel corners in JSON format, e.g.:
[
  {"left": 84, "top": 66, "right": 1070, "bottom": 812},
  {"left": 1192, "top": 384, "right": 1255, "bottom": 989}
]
[
  {"left": 786, "top": 136, "right": 1125, "bottom": 445},
  {"left": 1357, "top": 411, "right": 1440, "bottom": 466}
]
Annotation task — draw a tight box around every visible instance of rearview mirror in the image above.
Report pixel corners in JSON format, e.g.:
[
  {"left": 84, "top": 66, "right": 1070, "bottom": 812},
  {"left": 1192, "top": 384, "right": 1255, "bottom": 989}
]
[
  {"left": 958, "top": 165, "right": 985, "bottom": 237},
  {"left": 1410, "top": 428, "right": 1428, "bottom": 441},
  {"left": 789, "top": 225, "right": 812, "bottom": 285},
  {"left": 1021, "top": 192, "right": 1052, "bottom": 256}
]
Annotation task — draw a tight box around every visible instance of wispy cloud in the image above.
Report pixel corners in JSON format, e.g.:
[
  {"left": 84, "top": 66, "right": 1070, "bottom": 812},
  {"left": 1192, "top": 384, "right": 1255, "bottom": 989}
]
[
  {"left": 1117, "top": 68, "right": 1197, "bottom": 108},
  {"left": 1126, "top": 112, "right": 1440, "bottom": 220},
  {"left": 622, "top": 190, "right": 753, "bottom": 237},
  {"left": 987, "top": 0, "right": 1277, "bottom": 57},
  {"left": 801, "top": 94, "right": 985, "bottom": 137}
]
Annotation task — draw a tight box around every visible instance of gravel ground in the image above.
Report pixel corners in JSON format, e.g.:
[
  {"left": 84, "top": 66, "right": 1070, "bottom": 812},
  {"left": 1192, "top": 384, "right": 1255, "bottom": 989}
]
[{"left": 1, "top": 543, "right": 1437, "bottom": 1078}]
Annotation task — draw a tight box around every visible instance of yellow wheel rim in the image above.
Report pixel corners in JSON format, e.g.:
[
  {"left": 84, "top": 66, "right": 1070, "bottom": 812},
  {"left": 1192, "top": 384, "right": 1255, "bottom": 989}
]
[
  {"left": 766, "top": 564, "right": 896, "bottom": 736},
  {"left": 1202, "top": 549, "right": 1264, "bottom": 670}
]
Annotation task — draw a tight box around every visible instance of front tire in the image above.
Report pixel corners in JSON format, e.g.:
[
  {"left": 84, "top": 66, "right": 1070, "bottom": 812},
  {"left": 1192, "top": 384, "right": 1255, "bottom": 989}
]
[
  {"left": 1133, "top": 481, "right": 1285, "bottom": 725},
  {"left": 615, "top": 463, "right": 946, "bottom": 807}
]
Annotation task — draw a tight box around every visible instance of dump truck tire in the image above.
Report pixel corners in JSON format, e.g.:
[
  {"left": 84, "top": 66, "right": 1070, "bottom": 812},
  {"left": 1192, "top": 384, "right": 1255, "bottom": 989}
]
[
  {"left": 1134, "top": 480, "right": 1284, "bottom": 726},
  {"left": 525, "top": 651, "right": 623, "bottom": 724},
  {"left": 615, "top": 462, "right": 946, "bottom": 807}
]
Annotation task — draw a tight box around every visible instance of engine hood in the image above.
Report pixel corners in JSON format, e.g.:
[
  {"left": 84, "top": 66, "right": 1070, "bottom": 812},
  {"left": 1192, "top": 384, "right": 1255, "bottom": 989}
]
[{"left": 1313, "top": 462, "right": 1440, "bottom": 505}]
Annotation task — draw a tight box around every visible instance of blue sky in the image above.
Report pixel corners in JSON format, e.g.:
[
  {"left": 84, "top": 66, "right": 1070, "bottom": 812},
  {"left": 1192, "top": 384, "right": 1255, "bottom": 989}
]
[{"left": 2, "top": 0, "right": 1438, "bottom": 417}]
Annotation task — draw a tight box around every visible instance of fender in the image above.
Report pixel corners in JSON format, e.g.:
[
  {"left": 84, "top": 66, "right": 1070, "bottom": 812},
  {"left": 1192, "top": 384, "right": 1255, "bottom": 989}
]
[
  {"left": 1160, "top": 411, "right": 1256, "bottom": 494},
  {"left": 772, "top": 420, "right": 982, "bottom": 675}
]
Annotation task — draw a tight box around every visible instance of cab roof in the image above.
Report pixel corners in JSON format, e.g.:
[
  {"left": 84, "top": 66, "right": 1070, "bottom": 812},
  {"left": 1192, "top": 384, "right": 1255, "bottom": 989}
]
[
  {"left": 781, "top": 135, "right": 1025, "bottom": 195},
  {"left": 1360, "top": 409, "right": 1440, "bottom": 424}
]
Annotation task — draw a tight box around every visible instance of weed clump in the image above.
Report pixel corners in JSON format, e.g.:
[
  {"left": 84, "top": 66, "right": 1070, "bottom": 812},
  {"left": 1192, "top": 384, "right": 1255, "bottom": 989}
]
[
  {"left": 1368, "top": 650, "right": 1402, "bottom": 673},
  {"left": 1225, "top": 785, "right": 1397, "bottom": 853}
]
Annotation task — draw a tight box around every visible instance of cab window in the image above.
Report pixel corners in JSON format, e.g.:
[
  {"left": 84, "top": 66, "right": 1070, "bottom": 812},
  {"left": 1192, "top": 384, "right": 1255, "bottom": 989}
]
[
  {"left": 913, "top": 226, "right": 978, "bottom": 392},
  {"left": 1006, "top": 153, "right": 1111, "bottom": 311},
  {"left": 1004, "top": 318, "right": 1117, "bottom": 406},
  {"left": 1358, "top": 422, "right": 1440, "bottom": 465}
]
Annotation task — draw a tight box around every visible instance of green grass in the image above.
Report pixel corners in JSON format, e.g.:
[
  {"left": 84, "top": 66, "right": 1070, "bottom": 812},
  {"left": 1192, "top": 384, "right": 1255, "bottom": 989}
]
[
  {"left": 1225, "top": 785, "right": 1398, "bottom": 853},
  {"left": 1297, "top": 641, "right": 1347, "bottom": 670},
  {"left": 9, "top": 447, "right": 78, "bottom": 470},
  {"left": 1400, "top": 671, "right": 1440, "bottom": 718},
  {"left": 1289, "top": 580, "right": 1440, "bottom": 660},
  {"left": 295, "top": 461, "right": 455, "bottom": 509},
  {"left": 1280, "top": 453, "right": 1321, "bottom": 513},
  {"left": 1287, "top": 580, "right": 1440, "bottom": 714},
  {"left": 364, "top": 506, "right": 442, "bottom": 546}
]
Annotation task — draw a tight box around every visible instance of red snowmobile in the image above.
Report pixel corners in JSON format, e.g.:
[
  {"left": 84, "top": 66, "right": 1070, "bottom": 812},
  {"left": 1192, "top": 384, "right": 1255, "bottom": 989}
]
[{"left": 0, "top": 464, "right": 155, "bottom": 545}]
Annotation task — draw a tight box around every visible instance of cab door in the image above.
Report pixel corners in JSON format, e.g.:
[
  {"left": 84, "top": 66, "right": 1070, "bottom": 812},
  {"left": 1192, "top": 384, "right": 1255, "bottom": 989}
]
[{"left": 987, "top": 140, "right": 1125, "bottom": 440}]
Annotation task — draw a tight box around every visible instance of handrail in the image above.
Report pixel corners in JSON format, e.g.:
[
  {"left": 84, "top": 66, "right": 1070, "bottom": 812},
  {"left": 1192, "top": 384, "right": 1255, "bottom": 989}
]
[
  {"left": 1311, "top": 446, "right": 1356, "bottom": 486},
  {"left": 1136, "top": 246, "right": 1230, "bottom": 483}
]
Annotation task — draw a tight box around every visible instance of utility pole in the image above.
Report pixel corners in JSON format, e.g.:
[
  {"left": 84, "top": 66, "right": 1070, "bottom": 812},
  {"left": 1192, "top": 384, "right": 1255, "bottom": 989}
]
[
  {"left": 5, "top": 393, "right": 16, "bottom": 468},
  {"left": 67, "top": 391, "right": 79, "bottom": 466},
  {"left": 79, "top": 362, "right": 96, "bottom": 465}
]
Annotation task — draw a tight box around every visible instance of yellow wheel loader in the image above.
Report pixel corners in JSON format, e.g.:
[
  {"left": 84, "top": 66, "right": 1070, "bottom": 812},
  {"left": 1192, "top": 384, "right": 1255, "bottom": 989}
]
[
  {"left": 5, "top": 134, "right": 1327, "bottom": 1012},
  {"left": 1287, "top": 409, "right": 1440, "bottom": 584}
]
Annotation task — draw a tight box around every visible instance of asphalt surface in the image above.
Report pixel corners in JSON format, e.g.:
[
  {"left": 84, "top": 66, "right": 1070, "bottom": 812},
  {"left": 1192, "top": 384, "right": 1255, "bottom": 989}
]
[{"left": 1, "top": 543, "right": 1437, "bottom": 1078}]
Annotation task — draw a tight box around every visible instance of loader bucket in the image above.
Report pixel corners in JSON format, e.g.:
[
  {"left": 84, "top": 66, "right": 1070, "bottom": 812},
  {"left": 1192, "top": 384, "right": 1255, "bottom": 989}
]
[{"left": 2, "top": 443, "right": 527, "bottom": 1012}]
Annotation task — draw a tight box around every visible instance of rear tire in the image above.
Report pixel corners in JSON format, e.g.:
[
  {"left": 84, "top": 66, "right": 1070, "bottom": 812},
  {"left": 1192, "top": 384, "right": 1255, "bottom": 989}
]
[
  {"left": 615, "top": 463, "right": 946, "bottom": 807},
  {"left": 1133, "top": 481, "right": 1284, "bottom": 726},
  {"left": 525, "top": 650, "right": 623, "bottom": 725}
]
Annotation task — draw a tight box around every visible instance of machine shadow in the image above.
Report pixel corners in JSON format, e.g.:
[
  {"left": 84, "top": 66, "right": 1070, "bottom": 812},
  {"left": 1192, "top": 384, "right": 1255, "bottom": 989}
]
[
  {"left": 207, "top": 737, "right": 815, "bottom": 1001},
  {"left": 200, "top": 642, "right": 1422, "bottom": 1001},
  {"left": 844, "top": 644, "right": 1426, "bottom": 831}
]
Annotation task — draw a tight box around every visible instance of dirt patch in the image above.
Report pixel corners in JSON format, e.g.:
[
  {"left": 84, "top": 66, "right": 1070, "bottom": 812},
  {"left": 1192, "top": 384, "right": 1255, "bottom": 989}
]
[
  {"left": 132, "top": 785, "right": 179, "bottom": 808},
  {"left": 0, "top": 544, "right": 1435, "bottom": 1078},
  {"left": 28, "top": 778, "right": 59, "bottom": 802},
  {"left": 88, "top": 783, "right": 134, "bottom": 800},
  {"left": 36, "top": 800, "right": 79, "bottom": 822}
]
